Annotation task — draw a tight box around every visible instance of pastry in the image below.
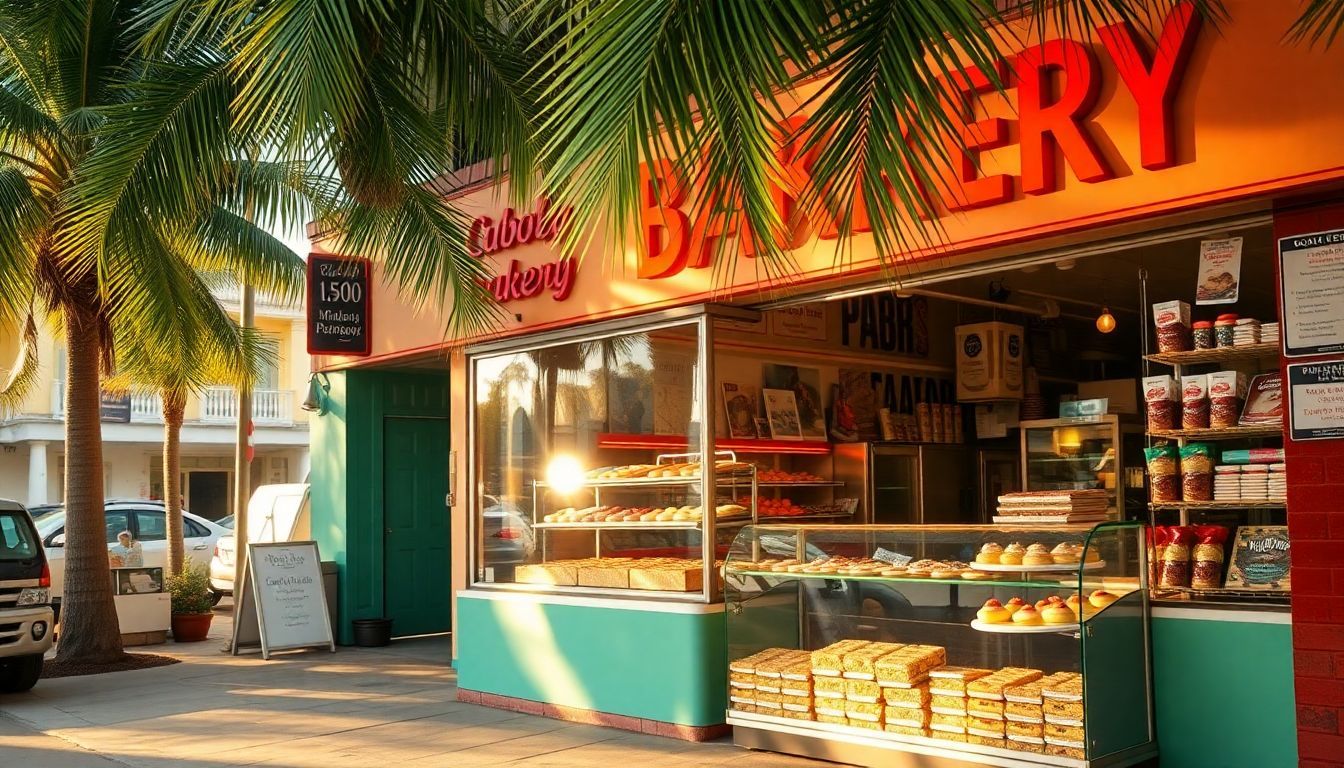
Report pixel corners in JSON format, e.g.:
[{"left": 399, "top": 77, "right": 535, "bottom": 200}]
[
  {"left": 844, "top": 700, "right": 884, "bottom": 723},
  {"left": 968, "top": 716, "right": 1006, "bottom": 737},
  {"left": 960, "top": 570, "right": 998, "bottom": 581},
  {"left": 874, "top": 645, "right": 946, "bottom": 685},
  {"left": 779, "top": 708, "right": 813, "bottom": 721},
  {"left": 1045, "top": 699, "right": 1084, "bottom": 720},
  {"left": 931, "top": 694, "right": 968, "bottom": 716},
  {"left": 1023, "top": 544, "right": 1055, "bottom": 566},
  {"left": 1004, "top": 597, "right": 1027, "bottom": 615},
  {"left": 1051, "top": 542, "right": 1082, "bottom": 564},
  {"left": 1045, "top": 722, "right": 1085, "bottom": 742},
  {"left": 967, "top": 697, "right": 1004, "bottom": 720},
  {"left": 1000, "top": 543, "right": 1026, "bottom": 565},
  {"left": 811, "top": 640, "right": 868, "bottom": 676},
  {"left": 975, "top": 543, "right": 1003, "bottom": 564},
  {"left": 813, "top": 676, "right": 847, "bottom": 699},
  {"left": 977, "top": 599, "right": 1012, "bottom": 624},
  {"left": 967, "top": 734, "right": 1006, "bottom": 749},
  {"left": 1006, "top": 701, "right": 1044, "bottom": 722},
  {"left": 1065, "top": 594, "right": 1084, "bottom": 617},
  {"left": 885, "top": 723, "right": 930, "bottom": 738},
  {"left": 1090, "top": 590, "right": 1119, "bottom": 609},
  {"left": 929, "top": 566, "right": 964, "bottom": 579},
  {"left": 928, "top": 666, "right": 993, "bottom": 696},
  {"left": 842, "top": 642, "right": 904, "bottom": 679},
  {"left": 730, "top": 648, "right": 789, "bottom": 675},
  {"left": 1007, "top": 720, "right": 1045, "bottom": 738},
  {"left": 780, "top": 694, "right": 812, "bottom": 712},
  {"left": 969, "top": 668, "right": 1045, "bottom": 700},
  {"left": 754, "top": 690, "right": 783, "bottom": 705},
  {"left": 849, "top": 719, "right": 884, "bottom": 731},
  {"left": 845, "top": 679, "right": 881, "bottom": 702},
  {"left": 930, "top": 712, "right": 967, "bottom": 735},
  {"left": 1042, "top": 604, "right": 1077, "bottom": 625},
  {"left": 881, "top": 682, "right": 930, "bottom": 709},
  {"left": 815, "top": 712, "right": 847, "bottom": 725},
  {"left": 1012, "top": 605, "right": 1043, "bottom": 626}
]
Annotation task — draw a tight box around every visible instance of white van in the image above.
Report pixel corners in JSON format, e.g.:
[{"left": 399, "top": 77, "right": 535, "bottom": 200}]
[{"left": 209, "top": 484, "right": 309, "bottom": 595}]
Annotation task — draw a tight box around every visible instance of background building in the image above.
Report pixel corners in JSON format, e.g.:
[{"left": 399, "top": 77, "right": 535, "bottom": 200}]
[{"left": 0, "top": 286, "right": 310, "bottom": 521}]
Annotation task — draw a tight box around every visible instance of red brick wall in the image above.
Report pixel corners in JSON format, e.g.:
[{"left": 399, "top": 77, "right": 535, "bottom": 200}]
[{"left": 1275, "top": 199, "right": 1344, "bottom": 767}]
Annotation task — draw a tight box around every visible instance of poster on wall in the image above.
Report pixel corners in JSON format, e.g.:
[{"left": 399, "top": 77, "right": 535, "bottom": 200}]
[
  {"left": 762, "top": 389, "right": 803, "bottom": 440},
  {"left": 306, "top": 254, "right": 371, "bottom": 356},
  {"left": 1278, "top": 229, "right": 1344, "bottom": 357},
  {"left": 839, "top": 295, "right": 929, "bottom": 356},
  {"left": 1195, "top": 236, "right": 1242, "bottom": 304},
  {"left": 1287, "top": 361, "right": 1344, "bottom": 441},
  {"left": 769, "top": 306, "right": 828, "bottom": 341},
  {"left": 837, "top": 369, "right": 880, "bottom": 441},
  {"left": 720, "top": 382, "right": 760, "bottom": 439},
  {"left": 762, "top": 364, "right": 826, "bottom": 439},
  {"left": 652, "top": 351, "right": 694, "bottom": 435}
]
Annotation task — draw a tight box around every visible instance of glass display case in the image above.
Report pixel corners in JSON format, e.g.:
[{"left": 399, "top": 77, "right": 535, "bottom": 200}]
[
  {"left": 469, "top": 305, "right": 765, "bottom": 603},
  {"left": 1019, "top": 416, "right": 1146, "bottom": 522},
  {"left": 724, "top": 522, "right": 1152, "bottom": 768}
]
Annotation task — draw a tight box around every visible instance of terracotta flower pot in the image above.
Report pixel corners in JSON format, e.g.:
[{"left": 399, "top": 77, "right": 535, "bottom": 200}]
[{"left": 171, "top": 612, "right": 214, "bottom": 642}]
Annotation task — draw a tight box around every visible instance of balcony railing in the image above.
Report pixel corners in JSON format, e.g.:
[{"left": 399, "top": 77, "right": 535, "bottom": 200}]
[
  {"left": 49, "top": 382, "right": 295, "bottom": 426},
  {"left": 202, "top": 387, "right": 294, "bottom": 426}
]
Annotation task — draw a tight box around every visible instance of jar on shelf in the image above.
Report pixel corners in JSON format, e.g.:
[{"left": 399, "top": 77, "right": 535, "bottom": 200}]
[
  {"left": 1192, "top": 321, "right": 1215, "bottom": 350},
  {"left": 1214, "top": 313, "right": 1238, "bottom": 348}
]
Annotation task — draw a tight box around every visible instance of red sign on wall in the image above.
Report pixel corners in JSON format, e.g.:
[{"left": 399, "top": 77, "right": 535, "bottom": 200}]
[{"left": 469, "top": 197, "right": 578, "bottom": 303}]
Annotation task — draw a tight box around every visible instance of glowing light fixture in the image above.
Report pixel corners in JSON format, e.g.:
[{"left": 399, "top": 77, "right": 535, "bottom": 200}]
[
  {"left": 1095, "top": 307, "right": 1117, "bottom": 334},
  {"left": 545, "top": 454, "right": 586, "bottom": 495}
]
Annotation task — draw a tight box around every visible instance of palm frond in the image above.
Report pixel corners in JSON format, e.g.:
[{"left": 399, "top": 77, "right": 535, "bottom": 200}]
[
  {"left": 0, "top": 313, "right": 40, "bottom": 408},
  {"left": 1289, "top": 0, "right": 1344, "bottom": 45},
  {"left": 177, "top": 205, "right": 306, "bottom": 304},
  {"left": 0, "top": 165, "right": 40, "bottom": 319}
]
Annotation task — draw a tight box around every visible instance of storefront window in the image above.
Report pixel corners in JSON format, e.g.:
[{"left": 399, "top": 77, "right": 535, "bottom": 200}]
[{"left": 472, "top": 321, "right": 713, "bottom": 594}]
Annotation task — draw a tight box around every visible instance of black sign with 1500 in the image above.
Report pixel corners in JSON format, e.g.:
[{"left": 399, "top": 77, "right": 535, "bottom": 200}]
[{"left": 307, "top": 255, "right": 370, "bottom": 355}]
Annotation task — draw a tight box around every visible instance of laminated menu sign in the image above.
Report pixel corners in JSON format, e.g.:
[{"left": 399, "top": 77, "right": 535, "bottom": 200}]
[
  {"left": 1224, "top": 526, "right": 1291, "bottom": 591},
  {"left": 1287, "top": 361, "right": 1344, "bottom": 441},
  {"left": 232, "top": 541, "right": 334, "bottom": 659},
  {"left": 1278, "top": 229, "right": 1344, "bottom": 357}
]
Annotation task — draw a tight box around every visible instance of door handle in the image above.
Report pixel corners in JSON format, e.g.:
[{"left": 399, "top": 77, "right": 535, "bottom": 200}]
[{"left": 193, "top": 544, "right": 209, "bottom": 550}]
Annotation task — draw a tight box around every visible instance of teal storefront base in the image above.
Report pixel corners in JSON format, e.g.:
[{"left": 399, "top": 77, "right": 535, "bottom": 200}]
[
  {"left": 457, "top": 591, "right": 726, "bottom": 727},
  {"left": 1153, "top": 608, "right": 1296, "bottom": 768}
]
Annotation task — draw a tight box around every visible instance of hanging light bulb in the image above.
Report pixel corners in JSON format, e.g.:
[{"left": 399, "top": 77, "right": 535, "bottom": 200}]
[{"left": 1096, "top": 307, "right": 1117, "bottom": 334}]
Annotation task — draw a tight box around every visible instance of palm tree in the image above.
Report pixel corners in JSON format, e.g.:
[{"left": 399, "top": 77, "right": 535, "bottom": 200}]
[
  {"left": 0, "top": 1, "right": 308, "bottom": 664},
  {"left": 107, "top": 282, "right": 297, "bottom": 577}
]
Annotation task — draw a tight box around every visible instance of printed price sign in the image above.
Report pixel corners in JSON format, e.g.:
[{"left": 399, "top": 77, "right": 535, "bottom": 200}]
[
  {"left": 307, "top": 255, "right": 371, "bottom": 355},
  {"left": 872, "top": 548, "right": 912, "bottom": 566},
  {"left": 1287, "top": 360, "right": 1344, "bottom": 441}
]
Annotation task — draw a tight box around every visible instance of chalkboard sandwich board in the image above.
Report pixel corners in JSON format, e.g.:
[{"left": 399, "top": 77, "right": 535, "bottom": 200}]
[
  {"left": 232, "top": 541, "right": 335, "bottom": 659},
  {"left": 307, "top": 254, "right": 371, "bottom": 356}
]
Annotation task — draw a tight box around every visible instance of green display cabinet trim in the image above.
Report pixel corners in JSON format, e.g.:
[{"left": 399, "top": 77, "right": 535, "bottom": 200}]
[
  {"left": 456, "top": 592, "right": 728, "bottom": 727},
  {"left": 1152, "top": 614, "right": 1296, "bottom": 768}
]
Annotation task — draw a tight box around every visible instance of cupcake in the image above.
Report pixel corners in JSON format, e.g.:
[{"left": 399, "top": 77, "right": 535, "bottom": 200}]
[
  {"left": 1012, "top": 605, "right": 1043, "bottom": 626},
  {"left": 976, "top": 543, "right": 1003, "bottom": 565},
  {"left": 1000, "top": 543, "right": 1026, "bottom": 566}
]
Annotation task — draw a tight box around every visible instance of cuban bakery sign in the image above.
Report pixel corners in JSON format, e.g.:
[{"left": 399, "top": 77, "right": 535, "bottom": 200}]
[
  {"left": 637, "top": 2, "right": 1203, "bottom": 280},
  {"left": 468, "top": 197, "right": 577, "bottom": 302}
]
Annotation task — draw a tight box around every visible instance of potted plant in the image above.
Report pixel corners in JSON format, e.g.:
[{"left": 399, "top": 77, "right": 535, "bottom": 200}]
[{"left": 166, "top": 563, "right": 215, "bottom": 642}]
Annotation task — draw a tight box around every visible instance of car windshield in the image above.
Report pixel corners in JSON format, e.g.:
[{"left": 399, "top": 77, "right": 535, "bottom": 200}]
[
  {"left": 36, "top": 511, "right": 65, "bottom": 538},
  {"left": 0, "top": 511, "right": 38, "bottom": 560}
]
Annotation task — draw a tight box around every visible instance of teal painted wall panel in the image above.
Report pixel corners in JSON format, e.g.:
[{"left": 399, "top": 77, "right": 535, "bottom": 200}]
[
  {"left": 458, "top": 595, "right": 728, "bottom": 726},
  {"left": 309, "top": 369, "right": 450, "bottom": 645},
  {"left": 1153, "top": 616, "right": 1296, "bottom": 768}
]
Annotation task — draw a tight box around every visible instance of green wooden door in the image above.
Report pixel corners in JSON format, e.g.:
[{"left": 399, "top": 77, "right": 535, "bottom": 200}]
[{"left": 382, "top": 416, "right": 451, "bottom": 636}]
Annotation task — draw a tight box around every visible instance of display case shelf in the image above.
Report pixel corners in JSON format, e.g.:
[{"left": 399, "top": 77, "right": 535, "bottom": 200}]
[
  {"left": 596, "top": 432, "right": 833, "bottom": 455},
  {"left": 1143, "top": 342, "right": 1280, "bottom": 366},
  {"left": 1149, "top": 500, "right": 1285, "bottom": 510},
  {"left": 537, "top": 473, "right": 755, "bottom": 489},
  {"left": 533, "top": 519, "right": 751, "bottom": 531},
  {"left": 757, "top": 481, "right": 847, "bottom": 488},
  {"left": 1146, "top": 424, "right": 1282, "bottom": 440},
  {"left": 727, "top": 568, "right": 1079, "bottom": 590}
]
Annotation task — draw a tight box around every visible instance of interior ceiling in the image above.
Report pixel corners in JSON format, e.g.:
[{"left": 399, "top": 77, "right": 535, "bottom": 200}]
[{"left": 932, "top": 224, "right": 1278, "bottom": 319}]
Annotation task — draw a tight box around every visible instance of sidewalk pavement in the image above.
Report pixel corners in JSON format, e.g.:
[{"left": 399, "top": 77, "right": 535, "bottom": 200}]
[{"left": 0, "top": 602, "right": 822, "bottom": 768}]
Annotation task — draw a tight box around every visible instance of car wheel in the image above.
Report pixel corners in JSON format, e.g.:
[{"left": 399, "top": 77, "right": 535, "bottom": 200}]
[
  {"left": 0, "top": 655, "right": 44, "bottom": 694},
  {"left": 210, "top": 589, "right": 224, "bottom": 607}
]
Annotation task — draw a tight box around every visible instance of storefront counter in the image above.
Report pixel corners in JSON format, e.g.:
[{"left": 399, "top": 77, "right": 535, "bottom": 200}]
[
  {"left": 455, "top": 590, "right": 729, "bottom": 740},
  {"left": 1152, "top": 604, "right": 1296, "bottom": 768}
]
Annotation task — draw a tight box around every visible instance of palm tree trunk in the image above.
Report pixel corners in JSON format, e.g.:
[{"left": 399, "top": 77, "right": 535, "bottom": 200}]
[
  {"left": 53, "top": 306, "right": 125, "bottom": 664},
  {"left": 163, "top": 389, "right": 186, "bottom": 576}
]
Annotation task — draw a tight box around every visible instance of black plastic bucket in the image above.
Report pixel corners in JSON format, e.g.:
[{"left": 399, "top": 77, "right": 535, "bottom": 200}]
[{"left": 352, "top": 618, "right": 393, "bottom": 647}]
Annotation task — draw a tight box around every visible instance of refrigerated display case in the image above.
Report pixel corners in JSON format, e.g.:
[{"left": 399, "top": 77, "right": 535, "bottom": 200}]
[
  {"left": 1019, "top": 417, "right": 1146, "bottom": 521},
  {"left": 723, "top": 522, "right": 1152, "bottom": 768},
  {"left": 834, "top": 443, "right": 977, "bottom": 525}
]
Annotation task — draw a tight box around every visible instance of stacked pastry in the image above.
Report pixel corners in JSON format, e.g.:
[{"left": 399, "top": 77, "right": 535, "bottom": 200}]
[
  {"left": 926, "top": 667, "right": 992, "bottom": 741},
  {"left": 875, "top": 646, "right": 947, "bottom": 736},
  {"left": 728, "top": 648, "right": 780, "bottom": 714},
  {"left": 1043, "top": 673, "right": 1086, "bottom": 759},
  {"left": 811, "top": 640, "right": 868, "bottom": 726},
  {"left": 1001, "top": 672, "right": 1077, "bottom": 753},
  {"left": 963, "top": 668, "right": 1044, "bottom": 748},
  {"left": 993, "top": 490, "right": 1110, "bottom": 524}
]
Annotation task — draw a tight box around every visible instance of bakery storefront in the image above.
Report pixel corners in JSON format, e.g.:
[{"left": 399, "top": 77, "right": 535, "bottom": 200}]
[{"left": 310, "top": 2, "right": 1344, "bottom": 766}]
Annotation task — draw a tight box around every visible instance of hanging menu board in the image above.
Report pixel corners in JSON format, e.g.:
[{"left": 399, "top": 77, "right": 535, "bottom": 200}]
[
  {"left": 1287, "top": 361, "right": 1344, "bottom": 441},
  {"left": 232, "top": 541, "right": 334, "bottom": 659},
  {"left": 1278, "top": 229, "right": 1344, "bottom": 357},
  {"left": 307, "top": 254, "right": 371, "bottom": 355}
]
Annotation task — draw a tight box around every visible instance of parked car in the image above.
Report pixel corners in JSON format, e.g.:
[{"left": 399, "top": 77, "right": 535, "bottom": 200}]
[
  {"left": 37, "top": 499, "right": 230, "bottom": 612},
  {"left": 210, "top": 484, "right": 309, "bottom": 596},
  {"left": 215, "top": 515, "right": 235, "bottom": 530},
  {"left": 0, "top": 499, "right": 54, "bottom": 693},
  {"left": 482, "top": 495, "right": 536, "bottom": 566}
]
